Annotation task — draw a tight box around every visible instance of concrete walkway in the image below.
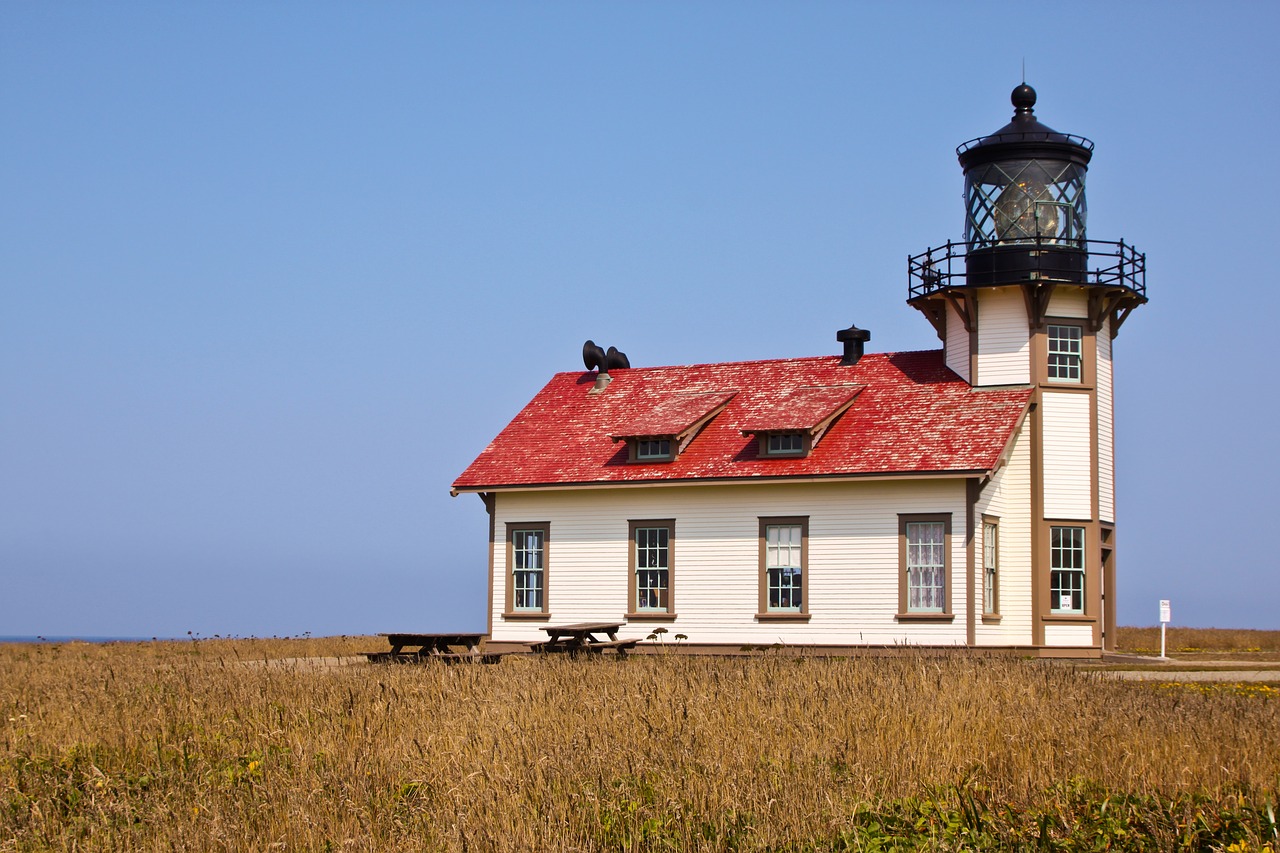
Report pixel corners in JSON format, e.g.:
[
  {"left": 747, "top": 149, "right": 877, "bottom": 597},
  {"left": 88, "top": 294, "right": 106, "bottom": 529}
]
[
  {"left": 1092, "top": 655, "right": 1280, "bottom": 682},
  {"left": 1100, "top": 669, "right": 1280, "bottom": 682}
]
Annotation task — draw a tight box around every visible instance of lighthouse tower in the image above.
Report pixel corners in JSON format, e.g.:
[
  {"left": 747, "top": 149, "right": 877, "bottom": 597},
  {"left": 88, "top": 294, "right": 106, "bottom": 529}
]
[{"left": 907, "top": 84, "right": 1147, "bottom": 652}]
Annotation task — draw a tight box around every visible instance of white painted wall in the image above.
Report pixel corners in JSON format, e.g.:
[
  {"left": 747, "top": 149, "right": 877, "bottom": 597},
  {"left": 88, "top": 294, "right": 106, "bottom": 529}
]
[
  {"left": 944, "top": 301, "right": 970, "bottom": 382},
  {"left": 1044, "top": 623, "right": 1093, "bottom": 647},
  {"left": 974, "top": 425, "right": 1033, "bottom": 646},
  {"left": 1047, "top": 289, "right": 1088, "bottom": 319},
  {"left": 975, "top": 287, "right": 1030, "bottom": 386},
  {"left": 490, "top": 479, "right": 972, "bottom": 647},
  {"left": 1041, "top": 391, "right": 1093, "bottom": 520},
  {"left": 1097, "top": 318, "right": 1115, "bottom": 523}
]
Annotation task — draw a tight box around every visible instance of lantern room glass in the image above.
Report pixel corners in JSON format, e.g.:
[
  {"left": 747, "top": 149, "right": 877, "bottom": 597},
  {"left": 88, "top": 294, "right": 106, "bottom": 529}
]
[{"left": 964, "top": 159, "right": 1087, "bottom": 247}]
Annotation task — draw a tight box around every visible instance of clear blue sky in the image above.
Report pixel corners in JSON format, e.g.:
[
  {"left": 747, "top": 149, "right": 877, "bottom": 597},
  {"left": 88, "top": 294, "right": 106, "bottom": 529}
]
[{"left": 4, "top": 2, "right": 1278, "bottom": 637}]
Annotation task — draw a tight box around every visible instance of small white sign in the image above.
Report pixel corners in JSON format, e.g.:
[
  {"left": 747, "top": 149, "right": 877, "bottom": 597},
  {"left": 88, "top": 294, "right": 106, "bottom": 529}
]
[{"left": 1159, "top": 599, "right": 1171, "bottom": 624}]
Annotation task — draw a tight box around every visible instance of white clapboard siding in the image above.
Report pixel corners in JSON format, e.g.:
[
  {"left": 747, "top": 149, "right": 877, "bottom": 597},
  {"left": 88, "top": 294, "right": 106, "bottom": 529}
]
[
  {"left": 1044, "top": 623, "right": 1093, "bottom": 647},
  {"left": 975, "top": 287, "right": 1030, "bottom": 386},
  {"left": 1046, "top": 289, "right": 1087, "bottom": 319},
  {"left": 491, "top": 479, "right": 970, "bottom": 647},
  {"left": 1041, "top": 391, "right": 1093, "bottom": 520},
  {"left": 1097, "top": 318, "right": 1115, "bottom": 523},
  {"left": 944, "top": 300, "right": 970, "bottom": 382},
  {"left": 974, "top": 425, "right": 1033, "bottom": 646}
]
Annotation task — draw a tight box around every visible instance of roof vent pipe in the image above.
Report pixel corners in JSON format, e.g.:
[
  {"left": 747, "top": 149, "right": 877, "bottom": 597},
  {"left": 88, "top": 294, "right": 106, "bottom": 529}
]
[
  {"left": 836, "top": 324, "right": 871, "bottom": 366},
  {"left": 583, "top": 340, "right": 631, "bottom": 394}
]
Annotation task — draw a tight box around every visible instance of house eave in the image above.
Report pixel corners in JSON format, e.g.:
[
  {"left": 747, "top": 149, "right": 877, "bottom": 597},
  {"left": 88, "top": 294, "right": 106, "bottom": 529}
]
[{"left": 450, "top": 467, "right": 994, "bottom": 497}]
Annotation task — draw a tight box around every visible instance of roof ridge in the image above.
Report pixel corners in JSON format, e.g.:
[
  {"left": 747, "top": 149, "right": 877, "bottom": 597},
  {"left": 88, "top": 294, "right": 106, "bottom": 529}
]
[{"left": 548, "top": 348, "right": 944, "bottom": 377}]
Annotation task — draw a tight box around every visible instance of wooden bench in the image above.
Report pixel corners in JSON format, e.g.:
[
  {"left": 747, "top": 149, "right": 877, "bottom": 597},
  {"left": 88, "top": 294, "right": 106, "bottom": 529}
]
[
  {"left": 535, "top": 622, "right": 644, "bottom": 657},
  {"left": 364, "top": 632, "right": 501, "bottom": 664},
  {"left": 587, "top": 638, "right": 640, "bottom": 656},
  {"left": 363, "top": 651, "right": 502, "bottom": 665}
]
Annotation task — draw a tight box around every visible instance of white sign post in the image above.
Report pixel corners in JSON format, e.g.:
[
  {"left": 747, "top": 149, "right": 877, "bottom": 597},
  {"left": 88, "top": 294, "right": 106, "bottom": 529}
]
[{"left": 1159, "top": 599, "right": 1171, "bottom": 659}]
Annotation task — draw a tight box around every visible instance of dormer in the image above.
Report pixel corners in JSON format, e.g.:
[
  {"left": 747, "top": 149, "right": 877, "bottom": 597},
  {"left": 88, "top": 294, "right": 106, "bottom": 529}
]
[
  {"left": 740, "top": 385, "right": 862, "bottom": 459},
  {"left": 611, "top": 392, "right": 736, "bottom": 463}
]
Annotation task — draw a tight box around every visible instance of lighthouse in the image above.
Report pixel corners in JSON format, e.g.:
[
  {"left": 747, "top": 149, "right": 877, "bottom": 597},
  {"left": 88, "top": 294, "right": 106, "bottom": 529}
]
[{"left": 907, "top": 83, "right": 1147, "bottom": 651}]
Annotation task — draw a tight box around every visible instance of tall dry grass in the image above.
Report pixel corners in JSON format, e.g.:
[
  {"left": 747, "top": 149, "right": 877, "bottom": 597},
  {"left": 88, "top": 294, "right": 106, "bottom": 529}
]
[
  {"left": 2, "top": 639, "right": 1277, "bottom": 850},
  {"left": 1115, "top": 625, "right": 1280, "bottom": 655}
]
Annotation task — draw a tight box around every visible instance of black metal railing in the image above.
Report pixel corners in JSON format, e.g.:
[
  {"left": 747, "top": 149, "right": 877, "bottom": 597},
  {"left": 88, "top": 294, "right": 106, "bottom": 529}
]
[
  {"left": 907, "top": 238, "right": 1145, "bottom": 300},
  {"left": 956, "top": 132, "right": 1094, "bottom": 156}
]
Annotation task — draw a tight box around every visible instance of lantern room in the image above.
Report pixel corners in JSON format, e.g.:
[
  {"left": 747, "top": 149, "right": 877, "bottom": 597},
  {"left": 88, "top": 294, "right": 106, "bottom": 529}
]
[
  {"left": 958, "top": 83, "right": 1092, "bottom": 287},
  {"left": 908, "top": 83, "right": 1146, "bottom": 334},
  {"left": 960, "top": 84, "right": 1091, "bottom": 249}
]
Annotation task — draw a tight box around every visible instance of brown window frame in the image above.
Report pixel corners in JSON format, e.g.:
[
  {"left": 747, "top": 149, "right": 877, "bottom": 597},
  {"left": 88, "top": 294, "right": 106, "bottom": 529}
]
[
  {"left": 503, "top": 522, "right": 550, "bottom": 620},
  {"left": 1049, "top": 525, "right": 1086, "bottom": 615},
  {"left": 1034, "top": 316, "right": 1096, "bottom": 388},
  {"left": 896, "top": 512, "right": 955, "bottom": 622},
  {"left": 982, "top": 515, "right": 1000, "bottom": 620},
  {"left": 626, "top": 437, "right": 676, "bottom": 463},
  {"left": 756, "top": 516, "right": 810, "bottom": 622},
  {"left": 626, "top": 519, "right": 677, "bottom": 621},
  {"left": 757, "top": 431, "right": 811, "bottom": 458}
]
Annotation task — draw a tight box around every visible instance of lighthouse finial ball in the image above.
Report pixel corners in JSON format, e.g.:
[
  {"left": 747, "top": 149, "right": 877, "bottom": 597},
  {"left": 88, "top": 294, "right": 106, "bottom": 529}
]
[{"left": 1011, "top": 83, "right": 1037, "bottom": 114}]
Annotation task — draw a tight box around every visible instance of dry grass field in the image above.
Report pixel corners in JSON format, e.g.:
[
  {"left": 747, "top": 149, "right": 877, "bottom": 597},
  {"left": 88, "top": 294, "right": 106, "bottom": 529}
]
[
  {"left": 1114, "top": 626, "right": 1280, "bottom": 660},
  {"left": 2, "top": 633, "right": 1278, "bottom": 851}
]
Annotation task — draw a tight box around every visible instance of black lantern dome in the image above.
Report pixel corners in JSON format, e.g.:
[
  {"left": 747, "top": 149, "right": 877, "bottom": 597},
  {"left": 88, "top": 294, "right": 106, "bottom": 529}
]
[
  {"left": 958, "top": 84, "right": 1092, "bottom": 253},
  {"left": 908, "top": 84, "right": 1145, "bottom": 328}
]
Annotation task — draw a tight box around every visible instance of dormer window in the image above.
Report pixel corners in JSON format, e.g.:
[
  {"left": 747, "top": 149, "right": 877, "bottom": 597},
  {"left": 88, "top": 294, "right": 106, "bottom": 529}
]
[
  {"left": 634, "top": 438, "right": 673, "bottom": 461},
  {"left": 611, "top": 392, "right": 737, "bottom": 465},
  {"left": 768, "top": 433, "right": 803, "bottom": 454},
  {"left": 763, "top": 432, "right": 808, "bottom": 457},
  {"left": 740, "top": 385, "right": 862, "bottom": 461}
]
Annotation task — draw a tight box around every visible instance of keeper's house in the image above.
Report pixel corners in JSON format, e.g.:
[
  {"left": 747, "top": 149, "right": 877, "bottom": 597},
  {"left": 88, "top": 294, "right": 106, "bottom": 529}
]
[{"left": 452, "top": 84, "right": 1147, "bottom": 657}]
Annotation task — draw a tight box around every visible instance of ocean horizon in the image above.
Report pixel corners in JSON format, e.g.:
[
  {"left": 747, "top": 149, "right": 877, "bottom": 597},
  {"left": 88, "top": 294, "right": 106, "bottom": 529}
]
[{"left": 0, "top": 635, "right": 178, "bottom": 644}]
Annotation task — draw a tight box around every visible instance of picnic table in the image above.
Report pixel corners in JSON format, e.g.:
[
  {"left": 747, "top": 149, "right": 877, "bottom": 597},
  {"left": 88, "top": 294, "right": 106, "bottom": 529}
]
[
  {"left": 364, "top": 632, "right": 500, "bottom": 664},
  {"left": 534, "top": 622, "right": 641, "bottom": 656}
]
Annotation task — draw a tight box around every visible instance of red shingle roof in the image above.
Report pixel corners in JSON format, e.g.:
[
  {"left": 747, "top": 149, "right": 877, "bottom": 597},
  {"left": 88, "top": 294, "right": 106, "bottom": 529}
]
[
  {"left": 452, "top": 350, "right": 1030, "bottom": 492},
  {"left": 737, "top": 385, "right": 862, "bottom": 433},
  {"left": 610, "top": 392, "right": 736, "bottom": 439}
]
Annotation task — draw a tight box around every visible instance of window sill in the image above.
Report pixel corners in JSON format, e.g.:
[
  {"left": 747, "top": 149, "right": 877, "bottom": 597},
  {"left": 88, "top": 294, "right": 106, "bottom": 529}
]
[
  {"left": 1043, "top": 613, "right": 1094, "bottom": 623},
  {"left": 895, "top": 612, "right": 956, "bottom": 623},
  {"left": 755, "top": 612, "right": 811, "bottom": 623},
  {"left": 626, "top": 612, "right": 678, "bottom": 622},
  {"left": 981, "top": 614, "right": 1003, "bottom": 624},
  {"left": 502, "top": 611, "right": 551, "bottom": 622},
  {"left": 1041, "top": 380, "right": 1094, "bottom": 391}
]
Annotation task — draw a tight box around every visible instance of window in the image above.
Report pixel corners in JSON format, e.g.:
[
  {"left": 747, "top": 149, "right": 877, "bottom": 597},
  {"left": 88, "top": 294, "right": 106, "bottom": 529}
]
[
  {"left": 907, "top": 522, "right": 946, "bottom": 612},
  {"left": 1035, "top": 201, "right": 1075, "bottom": 243},
  {"left": 1050, "top": 526, "right": 1085, "bottom": 614},
  {"left": 1047, "top": 324, "right": 1083, "bottom": 381},
  {"left": 766, "top": 525, "right": 802, "bottom": 610},
  {"left": 635, "top": 438, "right": 673, "bottom": 461},
  {"left": 505, "top": 523, "right": 549, "bottom": 617},
  {"left": 898, "top": 513, "right": 953, "bottom": 619},
  {"left": 628, "top": 520, "right": 675, "bottom": 618},
  {"left": 758, "top": 517, "right": 808, "bottom": 619},
  {"left": 512, "top": 528, "right": 545, "bottom": 610},
  {"left": 982, "top": 518, "right": 999, "bottom": 616},
  {"left": 766, "top": 432, "right": 804, "bottom": 456},
  {"left": 750, "top": 430, "right": 812, "bottom": 458}
]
